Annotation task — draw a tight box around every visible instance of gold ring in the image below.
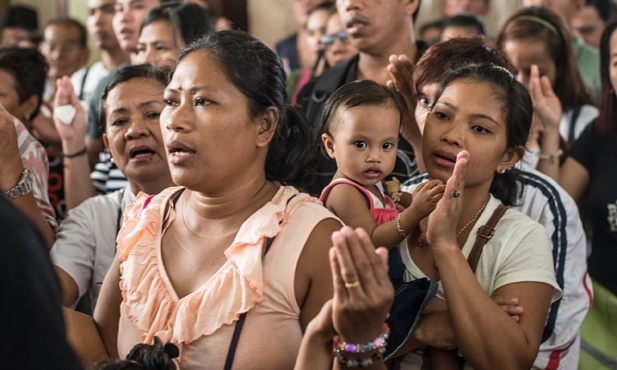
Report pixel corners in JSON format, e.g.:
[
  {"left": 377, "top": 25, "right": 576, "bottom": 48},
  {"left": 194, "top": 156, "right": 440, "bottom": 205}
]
[{"left": 344, "top": 281, "right": 360, "bottom": 288}]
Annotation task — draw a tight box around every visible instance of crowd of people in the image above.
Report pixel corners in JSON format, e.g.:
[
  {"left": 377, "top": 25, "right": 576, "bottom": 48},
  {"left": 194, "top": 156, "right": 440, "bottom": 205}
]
[{"left": 1, "top": 0, "right": 616, "bottom": 369}]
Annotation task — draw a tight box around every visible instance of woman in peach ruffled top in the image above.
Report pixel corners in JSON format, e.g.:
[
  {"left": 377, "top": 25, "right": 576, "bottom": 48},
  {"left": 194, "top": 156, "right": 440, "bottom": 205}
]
[{"left": 64, "top": 30, "right": 347, "bottom": 369}]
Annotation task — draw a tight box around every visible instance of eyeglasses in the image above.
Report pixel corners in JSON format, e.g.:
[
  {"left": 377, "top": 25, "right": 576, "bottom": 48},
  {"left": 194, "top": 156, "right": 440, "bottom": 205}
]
[
  {"left": 40, "top": 41, "right": 82, "bottom": 55},
  {"left": 319, "top": 30, "right": 349, "bottom": 47}
]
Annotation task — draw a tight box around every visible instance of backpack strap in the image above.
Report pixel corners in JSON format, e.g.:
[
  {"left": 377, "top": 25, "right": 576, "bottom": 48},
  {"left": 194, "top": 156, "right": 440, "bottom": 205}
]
[
  {"left": 467, "top": 203, "right": 508, "bottom": 273},
  {"left": 567, "top": 106, "right": 582, "bottom": 145}
]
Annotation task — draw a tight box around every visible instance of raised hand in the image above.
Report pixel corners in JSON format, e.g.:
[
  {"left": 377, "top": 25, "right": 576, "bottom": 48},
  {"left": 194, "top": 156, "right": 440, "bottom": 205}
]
[
  {"left": 409, "top": 179, "right": 445, "bottom": 219},
  {"left": 386, "top": 55, "right": 422, "bottom": 149},
  {"left": 0, "top": 103, "right": 23, "bottom": 184},
  {"left": 53, "top": 76, "right": 87, "bottom": 151},
  {"left": 331, "top": 226, "right": 394, "bottom": 343},
  {"left": 425, "top": 151, "right": 469, "bottom": 250},
  {"left": 528, "top": 64, "right": 561, "bottom": 134}
]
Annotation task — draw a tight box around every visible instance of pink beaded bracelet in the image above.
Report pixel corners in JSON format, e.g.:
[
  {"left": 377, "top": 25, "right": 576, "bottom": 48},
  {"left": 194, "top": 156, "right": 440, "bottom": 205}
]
[{"left": 332, "top": 323, "right": 390, "bottom": 354}]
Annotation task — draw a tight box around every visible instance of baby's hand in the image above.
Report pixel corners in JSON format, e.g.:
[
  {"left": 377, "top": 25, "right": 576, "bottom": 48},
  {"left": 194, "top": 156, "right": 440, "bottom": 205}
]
[{"left": 410, "top": 179, "right": 445, "bottom": 218}]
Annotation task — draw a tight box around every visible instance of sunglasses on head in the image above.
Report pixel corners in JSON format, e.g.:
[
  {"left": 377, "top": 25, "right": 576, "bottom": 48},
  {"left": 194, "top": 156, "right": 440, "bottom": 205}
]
[{"left": 319, "top": 30, "right": 349, "bottom": 47}]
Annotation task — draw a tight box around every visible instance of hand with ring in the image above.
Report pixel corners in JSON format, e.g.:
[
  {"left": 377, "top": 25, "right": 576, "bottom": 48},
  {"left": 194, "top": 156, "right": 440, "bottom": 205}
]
[
  {"left": 426, "top": 151, "right": 469, "bottom": 248},
  {"left": 294, "top": 226, "right": 393, "bottom": 370},
  {"left": 331, "top": 226, "right": 394, "bottom": 343}
]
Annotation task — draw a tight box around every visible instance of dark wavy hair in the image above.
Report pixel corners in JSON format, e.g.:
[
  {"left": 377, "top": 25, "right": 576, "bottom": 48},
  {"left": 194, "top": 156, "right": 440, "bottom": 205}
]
[
  {"left": 178, "top": 30, "right": 316, "bottom": 189},
  {"left": 496, "top": 6, "right": 594, "bottom": 111},
  {"left": 433, "top": 63, "right": 532, "bottom": 206},
  {"left": 316, "top": 79, "right": 403, "bottom": 156},
  {"left": 0, "top": 46, "right": 48, "bottom": 119},
  {"left": 414, "top": 36, "right": 515, "bottom": 95},
  {"left": 596, "top": 16, "right": 617, "bottom": 137},
  {"left": 99, "top": 64, "right": 171, "bottom": 133}
]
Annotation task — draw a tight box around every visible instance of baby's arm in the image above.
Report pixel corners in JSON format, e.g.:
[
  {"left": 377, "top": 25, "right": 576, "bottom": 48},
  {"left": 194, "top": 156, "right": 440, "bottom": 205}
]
[
  {"left": 392, "top": 180, "right": 445, "bottom": 239},
  {"left": 407, "top": 180, "right": 445, "bottom": 219},
  {"left": 324, "top": 180, "right": 443, "bottom": 250},
  {"left": 371, "top": 180, "right": 443, "bottom": 249}
]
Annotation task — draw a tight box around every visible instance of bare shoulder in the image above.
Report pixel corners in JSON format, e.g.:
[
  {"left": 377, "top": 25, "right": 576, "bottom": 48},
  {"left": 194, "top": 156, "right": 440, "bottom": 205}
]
[
  {"left": 296, "top": 218, "right": 342, "bottom": 329},
  {"left": 324, "top": 182, "right": 371, "bottom": 211}
]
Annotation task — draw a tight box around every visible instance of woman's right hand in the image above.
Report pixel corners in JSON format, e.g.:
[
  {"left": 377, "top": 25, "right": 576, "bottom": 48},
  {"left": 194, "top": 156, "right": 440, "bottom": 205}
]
[
  {"left": 528, "top": 64, "right": 561, "bottom": 135},
  {"left": 426, "top": 151, "right": 469, "bottom": 251},
  {"left": 330, "top": 226, "right": 394, "bottom": 343},
  {"left": 53, "top": 76, "right": 87, "bottom": 150}
]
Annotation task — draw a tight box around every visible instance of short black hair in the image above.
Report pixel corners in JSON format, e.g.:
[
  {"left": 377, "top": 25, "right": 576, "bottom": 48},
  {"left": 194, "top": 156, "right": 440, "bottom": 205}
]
[
  {"left": 443, "top": 14, "right": 486, "bottom": 35},
  {"left": 586, "top": 0, "right": 617, "bottom": 21},
  {"left": 1, "top": 5, "right": 39, "bottom": 31},
  {"left": 0, "top": 47, "right": 48, "bottom": 118}
]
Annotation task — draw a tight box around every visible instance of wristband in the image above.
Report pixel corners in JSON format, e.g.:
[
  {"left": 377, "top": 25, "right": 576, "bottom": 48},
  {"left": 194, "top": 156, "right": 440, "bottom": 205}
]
[
  {"left": 333, "top": 323, "right": 390, "bottom": 353},
  {"left": 62, "top": 147, "right": 87, "bottom": 159},
  {"left": 395, "top": 214, "right": 407, "bottom": 238}
]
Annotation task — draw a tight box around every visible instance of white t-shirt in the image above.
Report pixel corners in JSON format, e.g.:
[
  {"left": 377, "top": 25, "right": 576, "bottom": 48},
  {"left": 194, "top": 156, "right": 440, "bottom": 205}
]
[
  {"left": 394, "top": 191, "right": 561, "bottom": 370},
  {"left": 70, "top": 61, "right": 110, "bottom": 113},
  {"left": 514, "top": 168, "right": 592, "bottom": 370},
  {"left": 50, "top": 187, "right": 135, "bottom": 311}
]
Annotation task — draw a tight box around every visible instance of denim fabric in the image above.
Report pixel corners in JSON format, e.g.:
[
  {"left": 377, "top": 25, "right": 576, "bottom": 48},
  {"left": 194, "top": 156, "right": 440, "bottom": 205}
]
[{"left": 385, "top": 248, "right": 438, "bottom": 360}]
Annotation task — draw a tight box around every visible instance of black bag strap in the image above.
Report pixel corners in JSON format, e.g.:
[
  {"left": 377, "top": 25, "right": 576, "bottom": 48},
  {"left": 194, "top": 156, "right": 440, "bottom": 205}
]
[
  {"left": 78, "top": 66, "right": 90, "bottom": 101},
  {"left": 567, "top": 106, "right": 582, "bottom": 145},
  {"left": 223, "top": 236, "right": 275, "bottom": 370},
  {"left": 467, "top": 203, "right": 508, "bottom": 273}
]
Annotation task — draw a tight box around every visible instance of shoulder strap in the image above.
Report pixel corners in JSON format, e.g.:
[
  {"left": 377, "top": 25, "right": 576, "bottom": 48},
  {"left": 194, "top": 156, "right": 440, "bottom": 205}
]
[
  {"left": 115, "top": 188, "right": 126, "bottom": 236},
  {"left": 303, "top": 55, "right": 359, "bottom": 125},
  {"left": 78, "top": 66, "right": 90, "bottom": 101},
  {"left": 224, "top": 235, "right": 275, "bottom": 370},
  {"left": 568, "top": 106, "right": 582, "bottom": 145},
  {"left": 467, "top": 203, "right": 508, "bottom": 273},
  {"left": 320, "top": 178, "right": 376, "bottom": 211}
]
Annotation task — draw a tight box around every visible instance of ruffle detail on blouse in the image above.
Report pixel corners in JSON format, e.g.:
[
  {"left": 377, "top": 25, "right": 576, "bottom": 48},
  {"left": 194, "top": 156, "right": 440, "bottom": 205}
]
[{"left": 116, "top": 186, "right": 317, "bottom": 346}]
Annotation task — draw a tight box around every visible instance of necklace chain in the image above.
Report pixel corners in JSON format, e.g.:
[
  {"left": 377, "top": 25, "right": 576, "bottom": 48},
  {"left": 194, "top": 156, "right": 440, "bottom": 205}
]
[{"left": 456, "top": 198, "right": 490, "bottom": 237}]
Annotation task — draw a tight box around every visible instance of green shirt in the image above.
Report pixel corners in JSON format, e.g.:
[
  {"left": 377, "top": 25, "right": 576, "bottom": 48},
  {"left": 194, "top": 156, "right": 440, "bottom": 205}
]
[{"left": 573, "top": 37, "right": 601, "bottom": 103}]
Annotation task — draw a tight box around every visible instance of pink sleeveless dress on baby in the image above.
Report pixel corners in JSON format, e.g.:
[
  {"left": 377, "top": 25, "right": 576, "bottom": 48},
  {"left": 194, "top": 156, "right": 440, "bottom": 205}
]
[
  {"left": 115, "top": 186, "right": 337, "bottom": 370},
  {"left": 319, "top": 178, "right": 398, "bottom": 225}
]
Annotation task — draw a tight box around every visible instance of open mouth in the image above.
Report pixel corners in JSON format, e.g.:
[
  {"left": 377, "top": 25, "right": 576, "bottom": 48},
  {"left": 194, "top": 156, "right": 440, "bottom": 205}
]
[
  {"left": 433, "top": 150, "right": 457, "bottom": 167},
  {"left": 166, "top": 141, "right": 196, "bottom": 159},
  {"left": 129, "top": 146, "right": 155, "bottom": 159},
  {"left": 345, "top": 17, "right": 368, "bottom": 34}
]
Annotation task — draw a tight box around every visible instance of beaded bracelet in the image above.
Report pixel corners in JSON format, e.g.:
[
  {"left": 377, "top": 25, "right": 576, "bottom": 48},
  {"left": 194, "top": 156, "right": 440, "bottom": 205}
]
[
  {"left": 333, "top": 323, "right": 390, "bottom": 353},
  {"left": 334, "top": 349, "right": 384, "bottom": 368},
  {"left": 395, "top": 214, "right": 407, "bottom": 238},
  {"left": 537, "top": 149, "right": 563, "bottom": 163}
]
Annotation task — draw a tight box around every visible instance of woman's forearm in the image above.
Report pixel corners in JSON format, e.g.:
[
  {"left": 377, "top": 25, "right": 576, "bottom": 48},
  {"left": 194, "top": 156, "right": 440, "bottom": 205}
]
[{"left": 433, "top": 249, "right": 548, "bottom": 370}]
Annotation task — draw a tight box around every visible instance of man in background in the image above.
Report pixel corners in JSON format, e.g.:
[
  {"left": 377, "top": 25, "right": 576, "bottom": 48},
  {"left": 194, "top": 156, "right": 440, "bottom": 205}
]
[{"left": 0, "top": 5, "right": 39, "bottom": 47}]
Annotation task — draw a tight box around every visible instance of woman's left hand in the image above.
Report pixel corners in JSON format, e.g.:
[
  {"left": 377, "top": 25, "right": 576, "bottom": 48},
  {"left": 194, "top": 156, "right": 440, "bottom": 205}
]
[
  {"left": 330, "top": 226, "right": 394, "bottom": 343},
  {"left": 425, "top": 151, "right": 469, "bottom": 250},
  {"left": 386, "top": 55, "right": 422, "bottom": 146}
]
